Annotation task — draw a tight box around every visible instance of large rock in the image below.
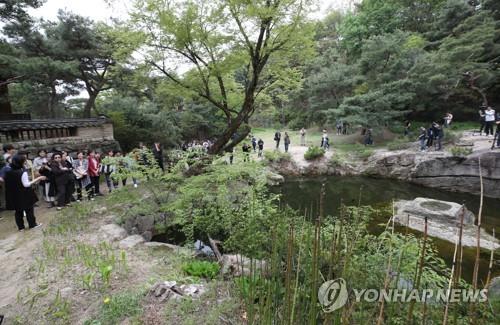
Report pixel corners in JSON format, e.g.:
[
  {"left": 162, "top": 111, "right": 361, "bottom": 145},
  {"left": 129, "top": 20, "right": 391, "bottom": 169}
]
[
  {"left": 99, "top": 224, "right": 128, "bottom": 242},
  {"left": 266, "top": 171, "right": 285, "bottom": 186},
  {"left": 394, "top": 198, "right": 499, "bottom": 250},
  {"left": 411, "top": 152, "right": 500, "bottom": 198},
  {"left": 119, "top": 235, "right": 145, "bottom": 249},
  {"left": 395, "top": 197, "right": 475, "bottom": 225},
  {"left": 221, "top": 254, "right": 267, "bottom": 277}
]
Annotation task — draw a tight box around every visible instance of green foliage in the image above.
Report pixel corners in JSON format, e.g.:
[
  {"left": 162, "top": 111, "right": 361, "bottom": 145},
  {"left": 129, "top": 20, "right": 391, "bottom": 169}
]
[
  {"left": 304, "top": 146, "right": 325, "bottom": 160},
  {"left": 182, "top": 260, "right": 220, "bottom": 279},
  {"left": 450, "top": 146, "right": 473, "bottom": 157},
  {"left": 263, "top": 150, "right": 292, "bottom": 163},
  {"left": 84, "top": 291, "right": 143, "bottom": 325}
]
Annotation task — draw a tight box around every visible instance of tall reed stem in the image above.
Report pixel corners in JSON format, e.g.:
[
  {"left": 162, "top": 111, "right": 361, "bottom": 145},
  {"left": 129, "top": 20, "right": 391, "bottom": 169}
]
[{"left": 408, "top": 216, "right": 428, "bottom": 323}]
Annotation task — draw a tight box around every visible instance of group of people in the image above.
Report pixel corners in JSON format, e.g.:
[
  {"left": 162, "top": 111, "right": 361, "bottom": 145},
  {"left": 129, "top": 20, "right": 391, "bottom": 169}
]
[
  {"left": 478, "top": 106, "right": 500, "bottom": 141},
  {"left": 181, "top": 139, "right": 214, "bottom": 153},
  {"left": 0, "top": 142, "right": 165, "bottom": 232},
  {"left": 273, "top": 131, "right": 292, "bottom": 152},
  {"left": 417, "top": 122, "right": 445, "bottom": 151}
]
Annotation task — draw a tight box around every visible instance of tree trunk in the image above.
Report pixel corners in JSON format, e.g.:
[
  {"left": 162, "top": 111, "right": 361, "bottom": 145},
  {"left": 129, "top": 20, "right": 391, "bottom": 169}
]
[
  {"left": 0, "top": 83, "right": 12, "bottom": 115},
  {"left": 83, "top": 93, "right": 97, "bottom": 118},
  {"left": 48, "top": 84, "right": 57, "bottom": 118}
]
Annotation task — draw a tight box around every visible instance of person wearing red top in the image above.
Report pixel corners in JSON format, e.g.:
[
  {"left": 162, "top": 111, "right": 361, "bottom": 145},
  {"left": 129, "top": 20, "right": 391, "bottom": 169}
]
[{"left": 87, "top": 150, "right": 101, "bottom": 197}]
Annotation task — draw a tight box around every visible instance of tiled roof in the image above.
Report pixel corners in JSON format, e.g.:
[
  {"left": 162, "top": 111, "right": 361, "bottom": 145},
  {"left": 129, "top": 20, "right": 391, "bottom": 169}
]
[{"left": 0, "top": 117, "right": 110, "bottom": 132}]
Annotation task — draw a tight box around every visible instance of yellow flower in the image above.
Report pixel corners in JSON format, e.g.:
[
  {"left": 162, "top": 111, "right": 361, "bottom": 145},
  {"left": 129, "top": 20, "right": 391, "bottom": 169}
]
[{"left": 103, "top": 297, "right": 110, "bottom": 304}]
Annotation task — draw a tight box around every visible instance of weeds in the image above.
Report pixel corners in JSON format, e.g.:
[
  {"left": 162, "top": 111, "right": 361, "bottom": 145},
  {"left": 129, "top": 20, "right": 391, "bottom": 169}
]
[
  {"left": 84, "top": 291, "right": 143, "bottom": 325},
  {"left": 182, "top": 260, "right": 220, "bottom": 279}
]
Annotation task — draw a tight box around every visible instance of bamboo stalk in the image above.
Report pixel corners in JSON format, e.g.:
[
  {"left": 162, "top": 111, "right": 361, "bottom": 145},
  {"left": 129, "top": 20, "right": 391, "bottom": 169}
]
[
  {"left": 443, "top": 229, "right": 460, "bottom": 325},
  {"left": 376, "top": 204, "right": 396, "bottom": 325},
  {"left": 470, "top": 156, "right": 484, "bottom": 323},
  {"left": 284, "top": 225, "right": 294, "bottom": 325},
  {"left": 453, "top": 204, "right": 466, "bottom": 324},
  {"left": 484, "top": 229, "right": 495, "bottom": 290},
  {"left": 309, "top": 184, "right": 324, "bottom": 325},
  {"left": 408, "top": 216, "right": 429, "bottom": 323},
  {"left": 473, "top": 156, "right": 484, "bottom": 290}
]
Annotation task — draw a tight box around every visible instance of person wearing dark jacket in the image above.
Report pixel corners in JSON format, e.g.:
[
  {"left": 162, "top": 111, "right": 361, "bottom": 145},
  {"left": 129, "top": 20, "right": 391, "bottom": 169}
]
[
  {"left": 433, "top": 122, "right": 444, "bottom": 151},
  {"left": 274, "top": 131, "right": 281, "bottom": 149},
  {"left": 50, "top": 152, "right": 73, "bottom": 209},
  {"left": 152, "top": 142, "right": 164, "bottom": 170},
  {"left": 257, "top": 139, "right": 264, "bottom": 157},
  {"left": 4, "top": 154, "right": 45, "bottom": 231},
  {"left": 426, "top": 125, "right": 434, "bottom": 149}
]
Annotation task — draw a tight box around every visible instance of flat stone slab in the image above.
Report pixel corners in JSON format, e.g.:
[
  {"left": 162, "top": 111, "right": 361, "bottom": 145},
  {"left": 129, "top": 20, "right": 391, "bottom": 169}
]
[
  {"left": 99, "top": 224, "right": 128, "bottom": 242},
  {"left": 395, "top": 198, "right": 498, "bottom": 250},
  {"left": 395, "top": 197, "right": 475, "bottom": 225},
  {"left": 119, "top": 235, "right": 145, "bottom": 249}
]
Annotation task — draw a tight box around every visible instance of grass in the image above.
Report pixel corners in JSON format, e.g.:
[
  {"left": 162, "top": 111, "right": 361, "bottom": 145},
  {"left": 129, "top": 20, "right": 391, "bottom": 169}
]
[
  {"left": 84, "top": 291, "right": 144, "bottom": 325},
  {"left": 182, "top": 260, "right": 220, "bottom": 279}
]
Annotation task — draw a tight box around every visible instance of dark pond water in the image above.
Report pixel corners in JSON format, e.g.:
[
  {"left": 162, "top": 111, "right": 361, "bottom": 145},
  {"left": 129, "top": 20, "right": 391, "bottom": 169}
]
[{"left": 274, "top": 176, "right": 500, "bottom": 283}]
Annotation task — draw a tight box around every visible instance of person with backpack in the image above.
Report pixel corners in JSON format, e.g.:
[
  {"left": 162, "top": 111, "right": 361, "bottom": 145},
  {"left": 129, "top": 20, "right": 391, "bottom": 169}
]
[{"left": 274, "top": 131, "right": 281, "bottom": 149}]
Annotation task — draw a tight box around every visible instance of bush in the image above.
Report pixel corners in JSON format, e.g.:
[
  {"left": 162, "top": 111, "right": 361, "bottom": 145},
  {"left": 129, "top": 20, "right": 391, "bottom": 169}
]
[
  {"left": 182, "top": 260, "right": 220, "bottom": 279},
  {"left": 304, "top": 146, "right": 325, "bottom": 160},
  {"left": 450, "top": 146, "right": 472, "bottom": 157},
  {"left": 263, "top": 150, "right": 291, "bottom": 163}
]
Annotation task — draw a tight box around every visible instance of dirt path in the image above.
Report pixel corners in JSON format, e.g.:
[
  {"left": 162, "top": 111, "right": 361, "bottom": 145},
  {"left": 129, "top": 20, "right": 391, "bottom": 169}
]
[{"left": 0, "top": 206, "right": 55, "bottom": 312}]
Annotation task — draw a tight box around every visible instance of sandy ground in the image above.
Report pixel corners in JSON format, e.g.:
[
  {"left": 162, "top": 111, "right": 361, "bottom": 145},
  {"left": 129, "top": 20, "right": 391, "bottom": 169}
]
[{"left": 0, "top": 205, "right": 54, "bottom": 311}]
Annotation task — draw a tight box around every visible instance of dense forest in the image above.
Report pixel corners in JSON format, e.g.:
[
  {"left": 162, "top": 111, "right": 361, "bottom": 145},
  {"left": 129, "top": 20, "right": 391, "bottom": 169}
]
[{"left": 1, "top": 0, "right": 499, "bottom": 151}]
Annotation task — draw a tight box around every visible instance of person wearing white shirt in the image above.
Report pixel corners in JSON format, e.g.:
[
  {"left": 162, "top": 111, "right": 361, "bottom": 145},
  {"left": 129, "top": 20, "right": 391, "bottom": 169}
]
[{"left": 484, "top": 107, "right": 496, "bottom": 136}]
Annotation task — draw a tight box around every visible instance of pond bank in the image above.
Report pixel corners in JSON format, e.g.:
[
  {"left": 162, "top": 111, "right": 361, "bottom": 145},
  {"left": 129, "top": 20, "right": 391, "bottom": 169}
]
[{"left": 267, "top": 133, "right": 500, "bottom": 199}]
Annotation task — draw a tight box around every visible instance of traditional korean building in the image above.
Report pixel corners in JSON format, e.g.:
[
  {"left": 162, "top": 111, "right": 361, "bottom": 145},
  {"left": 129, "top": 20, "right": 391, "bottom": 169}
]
[{"left": 0, "top": 114, "right": 120, "bottom": 155}]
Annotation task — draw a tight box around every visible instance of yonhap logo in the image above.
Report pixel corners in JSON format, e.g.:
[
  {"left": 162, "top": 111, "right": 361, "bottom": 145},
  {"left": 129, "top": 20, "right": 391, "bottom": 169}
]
[{"left": 318, "top": 278, "right": 348, "bottom": 312}]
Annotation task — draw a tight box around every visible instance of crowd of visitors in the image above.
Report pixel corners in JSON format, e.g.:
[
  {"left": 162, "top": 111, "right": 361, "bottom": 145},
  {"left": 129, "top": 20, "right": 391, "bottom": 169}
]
[{"left": 0, "top": 143, "right": 165, "bottom": 232}]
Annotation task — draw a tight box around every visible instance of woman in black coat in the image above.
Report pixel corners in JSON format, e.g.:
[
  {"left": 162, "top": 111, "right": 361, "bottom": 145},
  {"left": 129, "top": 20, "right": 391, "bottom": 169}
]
[
  {"left": 4, "top": 154, "right": 46, "bottom": 231},
  {"left": 50, "top": 152, "right": 73, "bottom": 210}
]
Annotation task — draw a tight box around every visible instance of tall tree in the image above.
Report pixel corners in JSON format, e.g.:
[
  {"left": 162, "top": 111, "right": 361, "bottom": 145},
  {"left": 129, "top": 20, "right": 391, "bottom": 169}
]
[
  {"left": 133, "top": 0, "right": 314, "bottom": 154},
  {"left": 0, "top": 0, "right": 44, "bottom": 114},
  {"left": 49, "top": 12, "right": 140, "bottom": 117}
]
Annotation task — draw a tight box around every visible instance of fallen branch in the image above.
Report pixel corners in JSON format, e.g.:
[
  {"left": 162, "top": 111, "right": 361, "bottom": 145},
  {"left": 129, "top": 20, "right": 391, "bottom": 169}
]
[{"left": 208, "top": 236, "right": 223, "bottom": 263}]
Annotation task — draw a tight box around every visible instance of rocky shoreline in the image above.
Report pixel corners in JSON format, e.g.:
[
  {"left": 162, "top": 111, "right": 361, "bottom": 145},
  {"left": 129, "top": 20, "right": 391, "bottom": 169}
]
[{"left": 269, "top": 146, "right": 500, "bottom": 199}]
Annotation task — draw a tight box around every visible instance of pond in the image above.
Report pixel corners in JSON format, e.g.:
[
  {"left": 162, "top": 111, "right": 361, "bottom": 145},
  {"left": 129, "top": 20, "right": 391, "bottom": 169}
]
[{"left": 275, "top": 176, "right": 500, "bottom": 283}]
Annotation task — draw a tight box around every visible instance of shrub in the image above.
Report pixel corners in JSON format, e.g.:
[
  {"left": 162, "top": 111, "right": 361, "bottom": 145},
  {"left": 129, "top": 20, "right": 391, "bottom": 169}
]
[
  {"left": 263, "top": 150, "right": 291, "bottom": 163},
  {"left": 450, "top": 146, "right": 472, "bottom": 157},
  {"left": 182, "top": 260, "right": 220, "bottom": 279},
  {"left": 304, "top": 146, "right": 325, "bottom": 160}
]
